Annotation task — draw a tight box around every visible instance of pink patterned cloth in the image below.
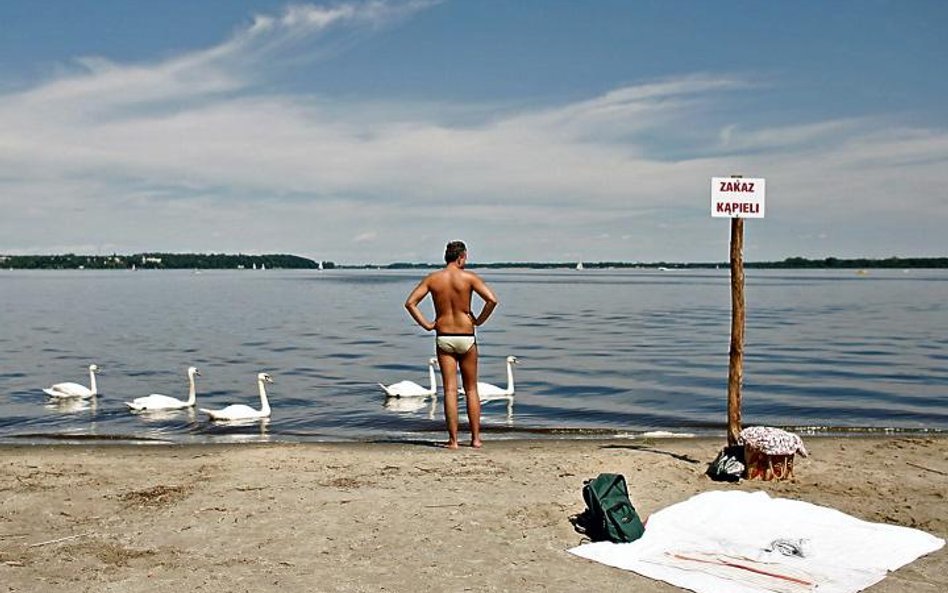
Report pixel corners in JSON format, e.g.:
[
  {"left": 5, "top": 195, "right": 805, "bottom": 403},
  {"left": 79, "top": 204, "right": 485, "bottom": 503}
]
[{"left": 739, "top": 426, "right": 808, "bottom": 457}]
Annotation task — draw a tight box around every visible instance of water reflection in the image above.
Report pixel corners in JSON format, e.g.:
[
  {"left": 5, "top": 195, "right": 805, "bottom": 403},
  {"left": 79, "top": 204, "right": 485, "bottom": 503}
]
[
  {"left": 481, "top": 397, "right": 515, "bottom": 426},
  {"left": 202, "top": 417, "right": 271, "bottom": 442},
  {"left": 45, "top": 397, "right": 97, "bottom": 414},
  {"left": 383, "top": 395, "right": 437, "bottom": 419},
  {"left": 380, "top": 392, "right": 515, "bottom": 425},
  {"left": 131, "top": 407, "right": 197, "bottom": 424}
]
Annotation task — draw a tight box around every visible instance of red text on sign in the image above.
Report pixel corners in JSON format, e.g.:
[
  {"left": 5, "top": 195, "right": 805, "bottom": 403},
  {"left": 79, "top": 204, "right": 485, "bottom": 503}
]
[
  {"left": 716, "top": 202, "right": 760, "bottom": 215},
  {"left": 719, "top": 181, "right": 756, "bottom": 193}
]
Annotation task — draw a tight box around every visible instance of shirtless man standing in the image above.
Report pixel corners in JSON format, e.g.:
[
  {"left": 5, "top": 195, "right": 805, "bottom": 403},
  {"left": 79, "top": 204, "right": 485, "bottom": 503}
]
[{"left": 405, "top": 241, "right": 498, "bottom": 448}]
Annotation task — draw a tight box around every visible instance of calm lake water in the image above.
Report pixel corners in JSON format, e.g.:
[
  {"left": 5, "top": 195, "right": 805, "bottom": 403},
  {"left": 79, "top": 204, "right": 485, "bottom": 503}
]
[{"left": 1, "top": 268, "right": 946, "bottom": 444}]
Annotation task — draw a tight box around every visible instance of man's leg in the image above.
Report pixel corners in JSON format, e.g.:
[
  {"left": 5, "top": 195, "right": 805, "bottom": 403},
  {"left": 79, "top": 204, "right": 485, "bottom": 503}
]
[
  {"left": 436, "top": 351, "right": 460, "bottom": 449},
  {"left": 458, "top": 346, "right": 482, "bottom": 448}
]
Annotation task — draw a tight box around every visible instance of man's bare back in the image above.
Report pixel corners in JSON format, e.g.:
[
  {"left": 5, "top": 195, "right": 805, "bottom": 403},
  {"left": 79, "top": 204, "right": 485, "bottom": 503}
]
[
  {"left": 427, "top": 268, "right": 488, "bottom": 332},
  {"left": 405, "top": 241, "right": 498, "bottom": 448}
]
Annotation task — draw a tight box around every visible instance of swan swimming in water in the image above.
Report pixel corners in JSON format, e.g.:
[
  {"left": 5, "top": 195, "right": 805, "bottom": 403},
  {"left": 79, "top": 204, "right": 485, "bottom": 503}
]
[
  {"left": 43, "top": 364, "right": 100, "bottom": 399},
  {"left": 125, "top": 367, "right": 200, "bottom": 411},
  {"left": 200, "top": 372, "right": 273, "bottom": 421},
  {"left": 463, "top": 356, "right": 518, "bottom": 401},
  {"left": 378, "top": 358, "right": 438, "bottom": 398}
]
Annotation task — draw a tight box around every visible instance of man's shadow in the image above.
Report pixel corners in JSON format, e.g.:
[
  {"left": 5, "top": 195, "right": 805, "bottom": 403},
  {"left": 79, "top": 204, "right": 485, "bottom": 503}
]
[
  {"left": 370, "top": 438, "right": 457, "bottom": 449},
  {"left": 599, "top": 444, "right": 702, "bottom": 465}
]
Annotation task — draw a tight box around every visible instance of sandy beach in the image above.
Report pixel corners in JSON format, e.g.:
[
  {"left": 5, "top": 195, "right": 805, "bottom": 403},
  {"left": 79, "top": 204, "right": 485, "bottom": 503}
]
[{"left": 1, "top": 437, "right": 945, "bottom": 592}]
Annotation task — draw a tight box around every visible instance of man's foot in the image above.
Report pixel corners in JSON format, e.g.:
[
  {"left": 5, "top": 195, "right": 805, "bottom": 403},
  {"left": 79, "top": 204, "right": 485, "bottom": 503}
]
[
  {"left": 445, "top": 440, "right": 460, "bottom": 450},
  {"left": 471, "top": 438, "right": 482, "bottom": 449}
]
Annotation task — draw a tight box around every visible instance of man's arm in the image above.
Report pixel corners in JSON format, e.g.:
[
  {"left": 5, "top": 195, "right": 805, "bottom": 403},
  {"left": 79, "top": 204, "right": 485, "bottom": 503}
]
[
  {"left": 470, "top": 274, "right": 498, "bottom": 327},
  {"left": 405, "top": 277, "right": 435, "bottom": 332}
]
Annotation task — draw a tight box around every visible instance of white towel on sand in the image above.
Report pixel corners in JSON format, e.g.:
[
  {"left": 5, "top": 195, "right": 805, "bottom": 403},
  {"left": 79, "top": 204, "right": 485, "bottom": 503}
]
[{"left": 569, "top": 490, "right": 943, "bottom": 593}]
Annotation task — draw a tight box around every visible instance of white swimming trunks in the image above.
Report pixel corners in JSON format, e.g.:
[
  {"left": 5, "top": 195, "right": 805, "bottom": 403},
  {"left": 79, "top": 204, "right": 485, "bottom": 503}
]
[{"left": 436, "top": 334, "right": 476, "bottom": 354}]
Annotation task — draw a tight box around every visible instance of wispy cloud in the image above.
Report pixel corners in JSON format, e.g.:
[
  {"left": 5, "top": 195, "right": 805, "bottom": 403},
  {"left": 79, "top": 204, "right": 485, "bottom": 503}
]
[{"left": 1, "top": 1, "right": 945, "bottom": 262}]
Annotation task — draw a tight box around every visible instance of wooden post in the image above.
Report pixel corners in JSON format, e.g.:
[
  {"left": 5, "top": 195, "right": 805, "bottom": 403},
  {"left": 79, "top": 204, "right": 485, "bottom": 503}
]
[{"left": 727, "top": 216, "right": 745, "bottom": 446}]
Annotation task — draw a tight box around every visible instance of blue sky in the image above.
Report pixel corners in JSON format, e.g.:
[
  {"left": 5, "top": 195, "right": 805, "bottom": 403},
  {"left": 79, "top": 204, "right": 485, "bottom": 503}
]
[{"left": 1, "top": 0, "right": 946, "bottom": 263}]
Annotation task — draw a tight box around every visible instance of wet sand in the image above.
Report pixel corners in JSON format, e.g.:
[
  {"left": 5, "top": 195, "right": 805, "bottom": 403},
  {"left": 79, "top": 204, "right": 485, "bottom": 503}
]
[{"left": 1, "top": 437, "right": 945, "bottom": 592}]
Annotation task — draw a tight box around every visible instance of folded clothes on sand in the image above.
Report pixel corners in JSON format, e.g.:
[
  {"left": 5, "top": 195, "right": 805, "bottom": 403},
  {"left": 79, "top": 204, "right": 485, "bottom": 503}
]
[{"left": 569, "top": 490, "right": 944, "bottom": 593}]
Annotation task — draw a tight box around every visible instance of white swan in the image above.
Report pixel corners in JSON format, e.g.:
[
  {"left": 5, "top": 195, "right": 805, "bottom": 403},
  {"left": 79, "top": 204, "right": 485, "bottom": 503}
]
[
  {"left": 43, "top": 364, "right": 99, "bottom": 399},
  {"left": 200, "top": 372, "right": 273, "bottom": 421},
  {"left": 464, "top": 356, "right": 518, "bottom": 401},
  {"left": 125, "top": 366, "right": 200, "bottom": 411},
  {"left": 378, "top": 357, "right": 438, "bottom": 398}
]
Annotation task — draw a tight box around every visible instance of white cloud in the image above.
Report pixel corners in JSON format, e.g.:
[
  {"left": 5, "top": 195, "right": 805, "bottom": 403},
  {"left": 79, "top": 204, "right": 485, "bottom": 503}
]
[
  {"left": 1, "top": 1, "right": 946, "bottom": 263},
  {"left": 353, "top": 231, "right": 378, "bottom": 243}
]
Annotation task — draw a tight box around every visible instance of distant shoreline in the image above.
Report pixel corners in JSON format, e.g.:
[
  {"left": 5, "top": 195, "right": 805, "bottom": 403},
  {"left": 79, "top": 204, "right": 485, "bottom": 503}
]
[
  {"left": 0, "top": 252, "right": 328, "bottom": 271},
  {"left": 1, "top": 253, "right": 946, "bottom": 270},
  {"left": 352, "top": 256, "right": 948, "bottom": 270}
]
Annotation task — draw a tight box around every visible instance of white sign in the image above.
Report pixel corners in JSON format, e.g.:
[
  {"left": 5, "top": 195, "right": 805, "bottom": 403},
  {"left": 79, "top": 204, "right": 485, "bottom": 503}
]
[{"left": 711, "top": 177, "right": 766, "bottom": 218}]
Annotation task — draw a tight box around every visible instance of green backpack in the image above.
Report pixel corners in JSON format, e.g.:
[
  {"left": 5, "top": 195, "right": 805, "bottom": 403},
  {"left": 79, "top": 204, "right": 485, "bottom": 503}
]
[{"left": 580, "top": 473, "right": 645, "bottom": 543}]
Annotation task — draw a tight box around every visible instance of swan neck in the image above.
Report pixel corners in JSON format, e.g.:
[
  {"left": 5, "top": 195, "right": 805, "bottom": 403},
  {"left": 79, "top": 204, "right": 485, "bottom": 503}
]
[
  {"left": 89, "top": 369, "right": 98, "bottom": 395},
  {"left": 428, "top": 363, "right": 437, "bottom": 394},
  {"left": 258, "top": 380, "right": 270, "bottom": 414},
  {"left": 186, "top": 374, "right": 197, "bottom": 405},
  {"left": 506, "top": 361, "right": 515, "bottom": 395}
]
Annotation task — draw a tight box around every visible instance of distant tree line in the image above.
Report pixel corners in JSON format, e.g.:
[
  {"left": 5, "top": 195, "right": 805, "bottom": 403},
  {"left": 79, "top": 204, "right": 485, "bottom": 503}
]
[
  {"left": 0, "top": 253, "right": 333, "bottom": 270},
  {"left": 2, "top": 254, "right": 944, "bottom": 270},
  {"left": 749, "top": 256, "right": 948, "bottom": 269},
  {"left": 345, "top": 256, "right": 947, "bottom": 270}
]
